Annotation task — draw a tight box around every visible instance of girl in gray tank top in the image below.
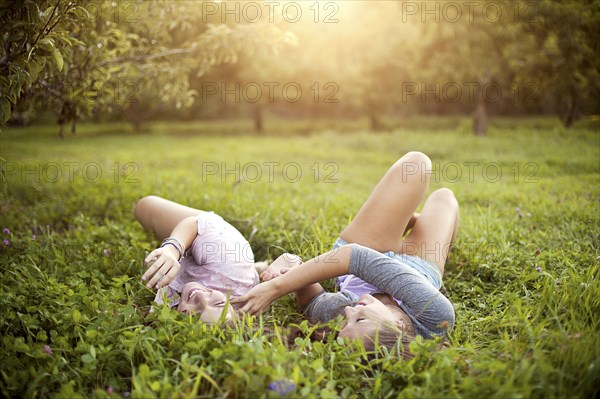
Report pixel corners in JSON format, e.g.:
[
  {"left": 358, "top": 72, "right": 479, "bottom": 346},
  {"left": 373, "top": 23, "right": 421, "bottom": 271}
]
[{"left": 233, "top": 151, "right": 459, "bottom": 353}]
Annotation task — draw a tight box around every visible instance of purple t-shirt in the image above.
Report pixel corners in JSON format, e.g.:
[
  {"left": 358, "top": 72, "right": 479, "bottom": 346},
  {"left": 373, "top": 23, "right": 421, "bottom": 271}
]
[
  {"left": 337, "top": 274, "right": 404, "bottom": 305},
  {"left": 154, "top": 211, "right": 259, "bottom": 307}
]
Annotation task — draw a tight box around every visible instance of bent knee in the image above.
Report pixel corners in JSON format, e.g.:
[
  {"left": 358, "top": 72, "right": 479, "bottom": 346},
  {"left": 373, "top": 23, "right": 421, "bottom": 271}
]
[
  {"left": 402, "top": 151, "right": 432, "bottom": 169},
  {"left": 431, "top": 188, "right": 458, "bottom": 208},
  {"left": 392, "top": 151, "right": 432, "bottom": 181}
]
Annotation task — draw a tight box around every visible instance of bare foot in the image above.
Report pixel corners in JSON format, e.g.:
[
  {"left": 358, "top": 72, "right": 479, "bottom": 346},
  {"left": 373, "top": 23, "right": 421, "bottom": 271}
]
[{"left": 261, "top": 253, "right": 302, "bottom": 282}]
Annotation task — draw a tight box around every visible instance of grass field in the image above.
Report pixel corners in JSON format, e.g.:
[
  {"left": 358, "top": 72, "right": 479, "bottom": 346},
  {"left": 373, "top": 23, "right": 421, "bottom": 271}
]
[{"left": 1, "top": 117, "right": 599, "bottom": 398}]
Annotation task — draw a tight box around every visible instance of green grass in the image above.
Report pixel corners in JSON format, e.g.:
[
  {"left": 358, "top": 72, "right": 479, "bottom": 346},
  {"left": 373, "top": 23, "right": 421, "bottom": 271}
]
[{"left": 1, "top": 118, "right": 599, "bottom": 398}]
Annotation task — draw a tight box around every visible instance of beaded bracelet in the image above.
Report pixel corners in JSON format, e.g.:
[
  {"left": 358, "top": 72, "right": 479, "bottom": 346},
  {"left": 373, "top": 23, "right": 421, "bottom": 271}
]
[
  {"left": 160, "top": 242, "right": 182, "bottom": 261},
  {"left": 160, "top": 237, "right": 185, "bottom": 261},
  {"left": 162, "top": 237, "right": 184, "bottom": 252}
]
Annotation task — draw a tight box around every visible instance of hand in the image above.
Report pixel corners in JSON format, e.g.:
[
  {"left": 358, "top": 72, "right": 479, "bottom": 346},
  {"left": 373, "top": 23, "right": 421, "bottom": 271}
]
[
  {"left": 254, "top": 261, "right": 269, "bottom": 275},
  {"left": 260, "top": 253, "right": 302, "bottom": 282},
  {"left": 142, "top": 246, "right": 181, "bottom": 289},
  {"left": 231, "top": 281, "right": 280, "bottom": 315}
]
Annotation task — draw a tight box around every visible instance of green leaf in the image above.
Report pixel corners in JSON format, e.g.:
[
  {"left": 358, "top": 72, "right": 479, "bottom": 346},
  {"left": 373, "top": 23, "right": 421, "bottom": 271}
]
[
  {"left": 37, "top": 38, "right": 54, "bottom": 53},
  {"left": 0, "top": 97, "right": 11, "bottom": 123},
  {"left": 29, "top": 61, "right": 43, "bottom": 81},
  {"left": 52, "top": 49, "right": 64, "bottom": 72},
  {"left": 158, "top": 305, "right": 174, "bottom": 322},
  {"left": 81, "top": 354, "right": 95, "bottom": 364},
  {"left": 138, "top": 364, "right": 150, "bottom": 377},
  {"left": 86, "top": 329, "right": 98, "bottom": 339},
  {"left": 72, "top": 309, "right": 81, "bottom": 323}
]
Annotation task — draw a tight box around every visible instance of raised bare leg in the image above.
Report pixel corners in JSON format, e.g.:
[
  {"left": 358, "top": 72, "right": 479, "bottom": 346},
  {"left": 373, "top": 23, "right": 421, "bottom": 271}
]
[
  {"left": 134, "top": 195, "right": 204, "bottom": 241},
  {"left": 339, "top": 151, "right": 431, "bottom": 253},
  {"left": 399, "top": 188, "right": 459, "bottom": 276}
]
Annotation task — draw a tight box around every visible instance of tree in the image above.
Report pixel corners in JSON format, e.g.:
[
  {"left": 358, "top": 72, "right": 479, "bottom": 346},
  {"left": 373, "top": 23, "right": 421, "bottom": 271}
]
[
  {"left": 1, "top": 0, "right": 293, "bottom": 134},
  {"left": 412, "top": 0, "right": 536, "bottom": 136},
  {"left": 519, "top": 0, "right": 600, "bottom": 127},
  {"left": 1, "top": 0, "right": 81, "bottom": 125},
  {"left": 244, "top": 1, "right": 419, "bottom": 132}
]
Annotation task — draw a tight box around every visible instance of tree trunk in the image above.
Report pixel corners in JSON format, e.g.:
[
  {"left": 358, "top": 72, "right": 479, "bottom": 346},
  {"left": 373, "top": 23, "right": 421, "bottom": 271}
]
[
  {"left": 125, "top": 107, "right": 143, "bottom": 132},
  {"left": 132, "top": 118, "right": 142, "bottom": 133},
  {"left": 57, "top": 101, "right": 75, "bottom": 139},
  {"left": 369, "top": 112, "right": 384, "bottom": 131},
  {"left": 473, "top": 72, "right": 490, "bottom": 137},
  {"left": 564, "top": 112, "right": 575, "bottom": 128},
  {"left": 473, "top": 102, "right": 488, "bottom": 137},
  {"left": 253, "top": 103, "right": 263, "bottom": 133},
  {"left": 560, "top": 94, "right": 577, "bottom": 128}
]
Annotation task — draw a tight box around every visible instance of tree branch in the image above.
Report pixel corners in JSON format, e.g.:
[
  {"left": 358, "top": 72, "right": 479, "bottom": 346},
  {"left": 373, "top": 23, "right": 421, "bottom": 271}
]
[
  {"left": 97, "top": 48, "right": 197, "bottom": 66},
  {"left": 32, "top": 0, "right": 61, "bottom": 48},
  {"left": 38, "top": 79, "right": 64, "bottom": 98},
  {"left": 45, "top": 3, "right": 73, "bottom": 38}
]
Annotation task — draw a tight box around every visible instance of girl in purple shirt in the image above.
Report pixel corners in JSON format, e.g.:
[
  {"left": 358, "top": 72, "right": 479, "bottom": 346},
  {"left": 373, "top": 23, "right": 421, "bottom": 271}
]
[{"left": 134, "top": 197, "right": 262, "bottom": 323}]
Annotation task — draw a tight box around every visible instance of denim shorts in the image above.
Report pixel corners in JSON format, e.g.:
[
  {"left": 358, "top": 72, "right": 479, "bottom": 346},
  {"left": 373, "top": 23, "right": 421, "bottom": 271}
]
[{"left": 333, "top": 237, "right": 443, "bottom": 289}]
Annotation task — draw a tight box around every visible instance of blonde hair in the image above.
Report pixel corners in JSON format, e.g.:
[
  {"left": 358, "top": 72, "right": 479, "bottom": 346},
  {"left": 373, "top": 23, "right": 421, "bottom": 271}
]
[
  {"left": 362, "top": 322, "right": 450, "bottom": 360},
  {"left": 361, "top": 323, "right": 416, "bottom": 359}
]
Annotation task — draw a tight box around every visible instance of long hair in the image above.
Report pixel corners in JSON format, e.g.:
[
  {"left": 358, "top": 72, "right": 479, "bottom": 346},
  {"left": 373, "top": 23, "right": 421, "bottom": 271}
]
[
  {"left": 361, "top": 324, "right": 417, "bottom": 360},
  {"left": 260, "top": 320, "right": 438, "bottom": 361}
]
